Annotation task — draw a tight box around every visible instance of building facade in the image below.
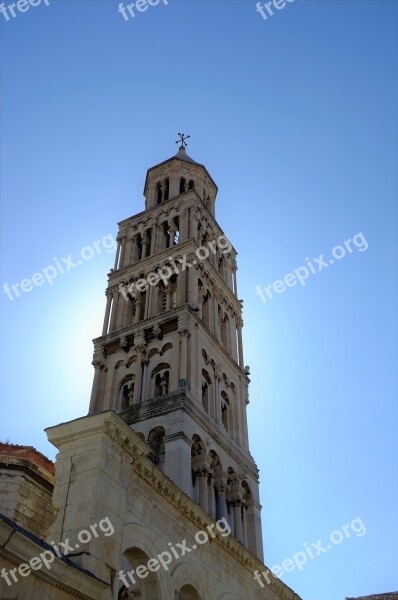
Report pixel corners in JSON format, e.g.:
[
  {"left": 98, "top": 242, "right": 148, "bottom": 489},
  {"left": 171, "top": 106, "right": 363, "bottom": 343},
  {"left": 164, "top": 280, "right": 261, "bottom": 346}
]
[{"left": 0, "top": 142, "right": 303, "bottom": 600}]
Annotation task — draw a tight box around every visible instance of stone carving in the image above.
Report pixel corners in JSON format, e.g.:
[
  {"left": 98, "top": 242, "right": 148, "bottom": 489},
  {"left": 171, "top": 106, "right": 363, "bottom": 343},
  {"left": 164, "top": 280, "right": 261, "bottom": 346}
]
[
  {"left": 152, "top": 324, "right": 162, "bottom": 339},
  {"left": 159, "top": 373, "right": 168, "bottom": 396}
]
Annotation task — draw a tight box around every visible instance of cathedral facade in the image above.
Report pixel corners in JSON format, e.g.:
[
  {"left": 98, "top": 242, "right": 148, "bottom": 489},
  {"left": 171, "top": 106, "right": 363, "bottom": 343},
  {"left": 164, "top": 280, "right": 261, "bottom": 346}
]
[{"left": 0, "top": 141, "right": 302, "bottom": 600}]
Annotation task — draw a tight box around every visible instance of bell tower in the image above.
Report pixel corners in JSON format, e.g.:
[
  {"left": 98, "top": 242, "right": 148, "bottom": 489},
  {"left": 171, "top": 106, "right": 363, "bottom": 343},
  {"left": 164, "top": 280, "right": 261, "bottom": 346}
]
[{"left": 89, "top": 136, "right": 263, "bottom": 560}]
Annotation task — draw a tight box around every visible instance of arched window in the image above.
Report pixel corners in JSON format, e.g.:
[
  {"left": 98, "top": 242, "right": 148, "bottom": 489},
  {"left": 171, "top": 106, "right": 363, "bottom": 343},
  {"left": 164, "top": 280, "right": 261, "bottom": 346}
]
[
  {"left": 220, "top": 314, "right": 228, "bottom": 348},
  {"left": 202, "top": 291, "right": 210, "bottom": 329},
  {"left": 169, "top": 274, "right": 178, "bottom": 308},
  {"left": 156, "top": 182, "right": 162, "bottom": 204},
  {"left": 144, "top": 229, "right": 151, "bottom": 258},
  {"left": 139, "top": 291, "right": 146, "bottom": 321},
  {"left": 210, "top": 450, "right": 222, "bottom": 520},
  {"left": 221, "top": 391, "right": 230, "bottom": 432},
  {"left": 162, "top": 222, "right": 170, "bottom": 249},
  {"left": 201, "top": 369, "right": 211, "bottom": 414},
  {"left": 178, "top": 584, "right": 203, "bottom": 600},
  {"left": 137, "top": 234, "right": 143, "bottom": 261},
  {"left": 119, "top": 548, "right": 161, "bottom": 599},
  {"left": 148, "top": 427, "right": 165, "bottom": 468},
  {"left": 191, "top": 434, "right": 206, "bottom": 504},
  {"left": 120, "top": 377, "right": 135, "bottom": 411},
  {"left": 154, "top": 370, "right": 169, "bottom": 397},
  {"left": 164, "top": 178, "right": 169, "bottom": 201},
  {"left": 171, "top": 217, "right": 180, "bottom": 245},
  {"left": 179, "top": 177, "right": 186, "bottom": 194},
  {"left": 188, "top": 179, "right": 195, "bottom": 190}
]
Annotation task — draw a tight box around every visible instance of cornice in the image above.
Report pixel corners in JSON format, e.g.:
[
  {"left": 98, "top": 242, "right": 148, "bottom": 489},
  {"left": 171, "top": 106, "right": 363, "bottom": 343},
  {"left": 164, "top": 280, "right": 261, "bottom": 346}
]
[
  {"left": 92, "top": 305, "right": 182, "bottom": 347},
  {"left": 92, "top": 304, "right": 248, "bottom": 384},
  {"left": 108, "top": 239, "right": 194, "bottom": 284}
]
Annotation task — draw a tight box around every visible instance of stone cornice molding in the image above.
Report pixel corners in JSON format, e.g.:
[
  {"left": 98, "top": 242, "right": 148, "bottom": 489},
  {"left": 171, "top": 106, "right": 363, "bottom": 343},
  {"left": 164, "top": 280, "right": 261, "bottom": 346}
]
[
  {"left": 92, "top": 305, "right": 183, "bottom": 347},
  {"left": 0, "top": 454, "right": 55, "bottom": 491}
]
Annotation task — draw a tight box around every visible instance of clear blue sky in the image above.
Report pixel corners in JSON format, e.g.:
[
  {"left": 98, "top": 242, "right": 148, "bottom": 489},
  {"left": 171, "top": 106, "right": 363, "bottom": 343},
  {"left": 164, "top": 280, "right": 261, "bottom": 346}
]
[{"left": 1, "top": 1, "right": 397, "bottom": 599}]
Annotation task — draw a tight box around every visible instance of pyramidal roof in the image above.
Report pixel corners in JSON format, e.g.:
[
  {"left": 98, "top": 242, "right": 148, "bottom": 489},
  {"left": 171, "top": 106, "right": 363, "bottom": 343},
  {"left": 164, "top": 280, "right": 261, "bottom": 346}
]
[{"left": 173, "top": 146, "right": 198, "bottom": 164}]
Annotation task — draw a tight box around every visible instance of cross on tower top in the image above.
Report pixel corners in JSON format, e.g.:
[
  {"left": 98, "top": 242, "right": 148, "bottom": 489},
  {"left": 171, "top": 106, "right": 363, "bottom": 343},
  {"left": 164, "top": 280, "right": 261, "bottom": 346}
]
[{"left": 175, "top": 132, "right": 190, "bottom": 149}]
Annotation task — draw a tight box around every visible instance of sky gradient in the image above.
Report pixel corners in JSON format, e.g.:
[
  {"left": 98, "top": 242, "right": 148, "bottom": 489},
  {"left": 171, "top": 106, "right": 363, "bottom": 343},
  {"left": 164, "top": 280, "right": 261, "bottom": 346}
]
[{"left": 1, "top": 1, "right": 397, "bottom": 599}]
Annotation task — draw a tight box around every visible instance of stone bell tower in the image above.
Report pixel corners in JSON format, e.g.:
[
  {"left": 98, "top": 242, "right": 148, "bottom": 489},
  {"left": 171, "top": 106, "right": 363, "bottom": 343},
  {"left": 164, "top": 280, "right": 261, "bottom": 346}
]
[{"left": 89, "top": 135, "right": 263, "bottom": 560}]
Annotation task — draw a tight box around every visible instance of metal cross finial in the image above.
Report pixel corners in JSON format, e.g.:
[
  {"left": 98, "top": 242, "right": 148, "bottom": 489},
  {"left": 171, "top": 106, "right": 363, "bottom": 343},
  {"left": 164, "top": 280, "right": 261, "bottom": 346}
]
[{"left": 176, "top": 132, "right": 190, "bottom": 149}]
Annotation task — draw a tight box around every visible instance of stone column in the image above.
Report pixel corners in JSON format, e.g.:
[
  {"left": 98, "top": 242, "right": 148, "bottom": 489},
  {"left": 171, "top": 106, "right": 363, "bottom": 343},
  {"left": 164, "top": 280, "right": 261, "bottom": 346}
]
[
  {"left": 109, "top": 290, "right": 119, "bottom": 332},
  {"left": 167, "top": 222, "right": 175, "bottom": 246},
  {"left": 179, "top": 208, "right": 189, "bottom": 242},
  {"left": 242, "top": 503, "right": 248, "bottom": 546},
  {"left": 144, "top": 289, "right": 150, "bottom": 319},
  {"left": 213, "top": 288, "right": 221, "bottom": 340},
  {"left": 116, "top": 291, "right": 128, "bottom": 330},
  {"left": 225, "top": 313, "right": 232, "bottom": 354},
  {"left": 150, "top": 224, "right": 157, "bottom": 255},
  {"left": 125, "top": 237, "right": 133, "bottom": 267},
  {"left": 141, "top": 358, "right": 150, "bottom": 402},
  {"left": 146, "top": 284, "right": 153, "bottom": 319},
  {"left": 191, "top": 453, "right": 212, "bottom": 513},
  {"left": 114, "top": 239, "right": 121, "bottom": 270},
  {"left": 177, "top": 268, "right": 187, "bottom": 305},
  {"left": 89, "top": 359, "right": 105, "bottom": 413},
  {"left": 132, "top": 236, "right": 140, "bottom": 263},
  {"left": 187, "top": 261, "right": 197, "bottom": 305},
  {"left": 232, "top": 259, "right": 238, "bottom": 295},
  {"left": 188, "top": 210, "right": 197, "bottom": 240},
  {"left": 215, "top": 476, "right": 229, "bottom": 521},
  {"left": 102, "top": 293, "right": 112, "bottom": 335},
  {"left": 118, "top": 236, "right": 126, "bottom": 269},
  {"left": 142, "top": 238, "right": 148, "bottom": 259},
  {"left": 132, "top": 342, "right": 146, "bottom": 405},
  {"left": 178, "top": 327, "right": 191, "bottom": 390},
  {"left": 150, "top": 285, "right": 159, "bottom": 315},
  {"left": 237, "top": 317, "right": 244, "bottom": 368},
  {"left": 233, "top": 500, "right": 244, "bottom": 543},
  {"left": 197, "top": 470, "right": 209, "bottom": 513},
  {"left": 154, "top": 224, "right": 162, "bottom": 253},
  {"left": 214, "top": 364, "right": 222, "bottom": 424},
  {"left": 229, "top": 315, "right": 238, "bottom": 362},
  {"left": 134, "top": 296, "right": 141, "bottom": 324},
  {"left": 207, "top": 292, "right": 214, "bottom": 335}
]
